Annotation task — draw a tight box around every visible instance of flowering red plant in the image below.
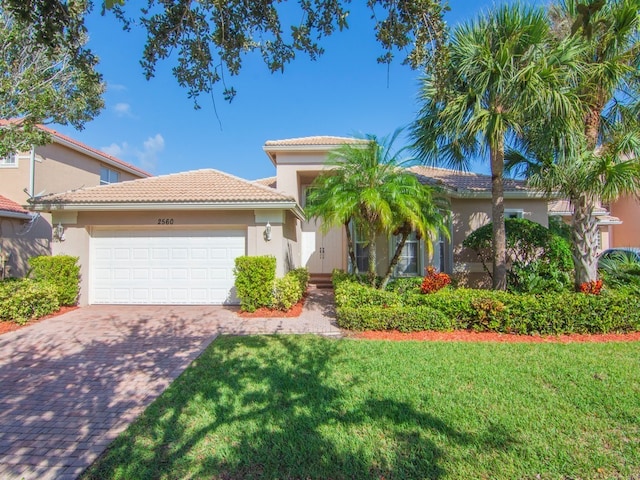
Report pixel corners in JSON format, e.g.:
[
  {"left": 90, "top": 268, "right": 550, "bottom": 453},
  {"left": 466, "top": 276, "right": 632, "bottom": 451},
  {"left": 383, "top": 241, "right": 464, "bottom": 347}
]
[
  {"left": 580, "top": 279, "right": 603, "bottom": 295},
  {"left": 421, "top": 266, "right": 451, "bottom": 294}
]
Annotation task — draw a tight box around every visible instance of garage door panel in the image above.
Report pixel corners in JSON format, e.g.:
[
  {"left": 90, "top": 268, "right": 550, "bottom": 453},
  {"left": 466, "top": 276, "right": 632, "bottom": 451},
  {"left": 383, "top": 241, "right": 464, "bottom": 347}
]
[{"left": 90, "top": 229, "right": 245, "bottom": 305}]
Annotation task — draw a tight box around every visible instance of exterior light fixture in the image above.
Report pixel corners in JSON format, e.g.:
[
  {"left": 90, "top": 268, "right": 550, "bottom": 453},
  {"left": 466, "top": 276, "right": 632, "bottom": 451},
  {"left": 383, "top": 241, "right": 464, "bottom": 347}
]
[
  {"left": 53, "top": 222, "right": 65, "bottom": 242},
  {"left": 264, "top": 222, "right": 272, "bottom": 242}
]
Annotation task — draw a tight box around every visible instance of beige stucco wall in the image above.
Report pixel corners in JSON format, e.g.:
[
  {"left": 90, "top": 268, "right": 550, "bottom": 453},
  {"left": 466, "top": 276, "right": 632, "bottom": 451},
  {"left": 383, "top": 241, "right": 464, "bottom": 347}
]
[
  {"left": 610, "top": 195, "right": 640, "bottom": 248},
  {"left": 1, "top": 143, "right": 145, "bottom": 278},
  {"left": 450, "top": 197, "right": 549, "bottom": 286},
  {"left": 0, "top": 215, "right": 50, "bottom": 277},
  {"left": 51, "top": 208, "right": 297, "bottom": 305}
]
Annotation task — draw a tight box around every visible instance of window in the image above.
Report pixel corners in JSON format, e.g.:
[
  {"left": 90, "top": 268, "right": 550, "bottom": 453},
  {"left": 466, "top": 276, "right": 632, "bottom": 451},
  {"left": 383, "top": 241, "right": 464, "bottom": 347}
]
[
  {"left": 505, "top": 209, "right": 524, "bottom": 219},
  {"left": 394, "top": 232, "right": 419, "bottom": 276},
  {"left": 100, "top": 167, "right": 120, "bottom": 185},
  {"left": 0, "top": 153, "right": 16, "bottom": 167}
]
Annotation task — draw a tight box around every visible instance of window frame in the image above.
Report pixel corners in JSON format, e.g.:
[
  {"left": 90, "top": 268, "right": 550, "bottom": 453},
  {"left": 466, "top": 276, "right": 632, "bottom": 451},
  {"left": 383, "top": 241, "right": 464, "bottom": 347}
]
[
  {"left": 504, "top": 209, "right": 524, "bottom": 219},
  {"left": 0, "top": 152, "right": 17, "bottom": 167},
  {"left": 100, "top": 166, "right": 120, "bottom": 185}
]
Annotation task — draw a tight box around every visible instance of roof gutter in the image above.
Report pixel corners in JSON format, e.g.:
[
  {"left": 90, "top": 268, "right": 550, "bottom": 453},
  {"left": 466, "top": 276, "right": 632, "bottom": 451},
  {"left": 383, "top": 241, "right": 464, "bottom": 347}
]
[{"left": 0, "top": 210, "right": 33, "bottom": 220}]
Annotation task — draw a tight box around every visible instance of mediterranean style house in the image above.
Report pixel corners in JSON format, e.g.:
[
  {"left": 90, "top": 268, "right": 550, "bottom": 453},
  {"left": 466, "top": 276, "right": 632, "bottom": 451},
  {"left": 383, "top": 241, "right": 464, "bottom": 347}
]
[
  {"left": 30, "top": 136, "right": 551, "bottom": 305},
  {"left": 0, "top": 124, "right": 150, "bottom": 276}
]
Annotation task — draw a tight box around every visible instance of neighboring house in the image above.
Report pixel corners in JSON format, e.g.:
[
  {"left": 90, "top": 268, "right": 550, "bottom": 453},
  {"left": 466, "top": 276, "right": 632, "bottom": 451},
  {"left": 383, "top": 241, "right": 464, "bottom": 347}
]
[
  {"left": 548, "top": 199, "right": 623, "bottom": 252},
  {"left": 608, "top": 195, "right": 640, "bottom": 248},
  {"left": 31, "top": 136, "right": 551, "bottom": 305},
  {"left": 0, "top": 195, "right": 33, "bottom": 279},
  {"left": 0, "top": 124, "right": 150, "bottom": 276}
]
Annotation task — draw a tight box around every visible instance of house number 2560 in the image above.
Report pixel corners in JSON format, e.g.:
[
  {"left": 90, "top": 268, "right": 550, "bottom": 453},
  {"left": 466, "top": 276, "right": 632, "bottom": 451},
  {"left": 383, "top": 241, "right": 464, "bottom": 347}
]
[{"left": 157, "top": 218, "right": 174, "bottom": 225}]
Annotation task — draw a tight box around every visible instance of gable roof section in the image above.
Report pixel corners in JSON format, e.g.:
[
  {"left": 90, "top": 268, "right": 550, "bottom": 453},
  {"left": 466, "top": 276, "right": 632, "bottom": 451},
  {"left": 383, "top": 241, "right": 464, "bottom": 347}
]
[
  {"left": 0, "top": 120, "right": 151, "bottom": 178},
  {"left": 30, "top": 169, "right": 303, "bottom": 217},
  {"left": 263, "top": 136, "right": 368, "bottom": 165},
  {"left": 0, "top": 195, "right": 32, "bottom": 219},
  {"left": 408, "top": 165, "right": 546, "bottom": 199},
  {"left": 264, "top": 136, "right": 366, "bottom": 147}
]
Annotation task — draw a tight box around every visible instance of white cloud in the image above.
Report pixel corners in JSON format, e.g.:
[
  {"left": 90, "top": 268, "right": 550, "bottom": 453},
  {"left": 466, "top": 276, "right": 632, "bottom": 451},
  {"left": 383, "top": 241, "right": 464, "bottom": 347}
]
[
  {"left": 113, "top": 102, "right": 133, "bottom": 117},
  {"left": 101, "top": 142, "right": 128, "bottom": 157},
  {"left": 107, "top": 82, "right": 127, "bottom": 92},
  {"left": 100, "top": 135, "right": 164, "bottom": 172},
  {"left": 135, "top": 134, "right": 165, "bottom": 171}
]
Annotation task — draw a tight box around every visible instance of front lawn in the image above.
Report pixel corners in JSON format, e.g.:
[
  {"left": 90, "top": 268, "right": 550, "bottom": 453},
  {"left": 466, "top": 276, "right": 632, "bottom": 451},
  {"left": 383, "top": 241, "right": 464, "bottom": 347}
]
[{"left": 84, "top": 336, "right": 640, "bottom": 479}]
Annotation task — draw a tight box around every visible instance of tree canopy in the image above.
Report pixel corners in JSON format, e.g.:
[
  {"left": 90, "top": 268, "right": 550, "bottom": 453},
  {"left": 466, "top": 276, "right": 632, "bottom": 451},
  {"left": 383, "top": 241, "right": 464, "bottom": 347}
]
[
  {"left": 506, "top": 0, "right": 640, "bottom": 288},
  {"left": 0, "top": 6, "right": 104, "bottom": 155},
  {"left": 2, "top": 0, "right": 448, "bottom": 106},
  {"left": 412, "top": 3, "right": 579, "bottom": 290}
]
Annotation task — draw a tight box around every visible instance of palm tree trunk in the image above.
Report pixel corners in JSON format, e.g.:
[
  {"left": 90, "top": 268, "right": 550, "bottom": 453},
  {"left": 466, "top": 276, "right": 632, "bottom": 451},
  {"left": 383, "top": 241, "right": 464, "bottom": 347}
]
[
  {"left": 571, "top": 193, "right": 599, "bottom": 288},
  {"left": 490, "top": 138, "right": 507, "bottom": 290},
  {"left": 344, "top": 220, "right": 358, "bottom": 275},
  {"left": 380, "top": 230, "right": 410, "bottom": 290},
  {"left": 367, "top": 223, "right": 378, "bottom": 287}
]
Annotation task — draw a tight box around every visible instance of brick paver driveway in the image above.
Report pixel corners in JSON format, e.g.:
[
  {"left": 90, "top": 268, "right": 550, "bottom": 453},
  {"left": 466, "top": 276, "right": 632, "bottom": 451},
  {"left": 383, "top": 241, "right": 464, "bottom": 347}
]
[{"left": 0, "top": 291, "right": 340, "bottom": 479}]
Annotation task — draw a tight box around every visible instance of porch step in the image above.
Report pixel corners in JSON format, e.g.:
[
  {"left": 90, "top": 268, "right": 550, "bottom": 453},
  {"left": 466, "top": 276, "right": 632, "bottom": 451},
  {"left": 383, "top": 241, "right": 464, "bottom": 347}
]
[{"left": 309, "top": 273, "right": 333, "bottom": 289}]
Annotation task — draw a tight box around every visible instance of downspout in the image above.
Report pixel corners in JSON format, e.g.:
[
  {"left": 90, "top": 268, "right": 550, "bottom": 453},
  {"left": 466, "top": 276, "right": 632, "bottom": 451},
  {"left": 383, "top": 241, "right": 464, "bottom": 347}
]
[{"left": 29, "top": 146, "right": 35, "bottom": 197}]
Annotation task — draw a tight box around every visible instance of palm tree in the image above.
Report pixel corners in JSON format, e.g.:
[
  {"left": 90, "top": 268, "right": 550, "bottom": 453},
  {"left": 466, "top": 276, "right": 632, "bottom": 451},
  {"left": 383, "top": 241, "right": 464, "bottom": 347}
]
[
  {"left": 412, "top": 3, "right": 580, "bottom": 290},
  {"left": 508, "top": 0, "right": 640, "bottom": 288},
  {"left": 305, "top": 130, "right": 447, "bottom": 288},
  {"left": 380, "top": 188, "right": 449, "bottom": 290}
]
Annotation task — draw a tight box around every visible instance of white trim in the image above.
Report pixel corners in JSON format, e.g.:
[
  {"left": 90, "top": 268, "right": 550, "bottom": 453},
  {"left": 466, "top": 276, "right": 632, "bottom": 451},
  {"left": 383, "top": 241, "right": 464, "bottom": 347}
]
[{"left": 34, "top": 201, "right": 306, "bottom": 220}]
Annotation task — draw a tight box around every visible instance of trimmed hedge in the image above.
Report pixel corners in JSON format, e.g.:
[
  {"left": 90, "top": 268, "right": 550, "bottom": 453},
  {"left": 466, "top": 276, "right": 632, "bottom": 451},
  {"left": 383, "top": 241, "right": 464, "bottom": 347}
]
[
  {"left": 28, "top": 255, "right": 80, "bottom": 306},
  {"left": 0, "top": 279, "right": 60, "bottom": 325},
  {"left": 234, "top": 256, "right": 277, "bottom": 312},
  {"left": 333, "top": 276, "right": 640, "bottom": 335},
  {"left": 336, "top": 306, "right": 452, "bottom": 332}
]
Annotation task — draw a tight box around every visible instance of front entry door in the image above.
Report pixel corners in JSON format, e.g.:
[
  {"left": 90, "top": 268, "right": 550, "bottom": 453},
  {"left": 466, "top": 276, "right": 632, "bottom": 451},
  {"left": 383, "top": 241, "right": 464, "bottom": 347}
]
[{"left": 302, "top": 220, "right": 344, "bottom": 274}]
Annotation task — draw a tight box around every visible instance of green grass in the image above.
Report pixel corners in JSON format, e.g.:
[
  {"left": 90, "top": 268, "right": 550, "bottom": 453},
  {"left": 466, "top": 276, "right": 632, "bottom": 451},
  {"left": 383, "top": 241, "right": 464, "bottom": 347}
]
[{"left": 83, "top": 336, "right": 640, "bottom": 479}]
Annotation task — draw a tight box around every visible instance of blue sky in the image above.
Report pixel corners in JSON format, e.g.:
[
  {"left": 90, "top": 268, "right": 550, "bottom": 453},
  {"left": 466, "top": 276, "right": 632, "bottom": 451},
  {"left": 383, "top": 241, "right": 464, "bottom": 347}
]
[{"left": 55, "top": 0, "right": 544, "bottom": 180}]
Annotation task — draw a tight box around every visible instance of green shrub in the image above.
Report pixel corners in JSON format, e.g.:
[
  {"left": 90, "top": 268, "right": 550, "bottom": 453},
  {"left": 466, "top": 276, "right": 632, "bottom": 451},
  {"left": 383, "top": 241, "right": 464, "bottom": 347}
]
[
  {"left": 0, "top": 279, "right": 60, "bottom": 325},
  {"left": 272, "top": 274, "right": 303, "bottom": 311},
  {"left": 385, "top": 277, "right": 423, "bottom": 295},
  {"left": 234, "top": 256, "right": 276, "bottom": 312},
  {"left": 463, "top": 218, "right": 574, "bottom": 293},
  {"left": 28, "top": 255, "right": 80, "bottom": 306},
  {"left": 334, "top": 280, "right": 400, "bottom": 309},
  {"left": 289, "top": 267, "right": 310, "bottom": 293},
  {"left": 336, "top": 306, "right": 452, "bottom": 332},
  {"left": 334, "top": 278, "right": 640, "bottom": 335}
]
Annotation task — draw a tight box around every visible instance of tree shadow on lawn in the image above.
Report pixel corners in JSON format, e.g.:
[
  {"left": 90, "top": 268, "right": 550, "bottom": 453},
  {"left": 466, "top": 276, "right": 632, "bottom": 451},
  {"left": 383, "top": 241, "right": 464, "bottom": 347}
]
[
  {"left": 0, "top": 306, "right": 224, "bottom": 479},
  {"left": 86, "top": 335, "right": 517, "bottom": 479}
]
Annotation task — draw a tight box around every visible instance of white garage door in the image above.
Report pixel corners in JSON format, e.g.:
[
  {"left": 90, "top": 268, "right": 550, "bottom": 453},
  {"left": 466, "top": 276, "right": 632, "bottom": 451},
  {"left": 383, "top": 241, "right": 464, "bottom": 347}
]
[{"left": 90, "top": 229, "right": 245, "bottom": 305}]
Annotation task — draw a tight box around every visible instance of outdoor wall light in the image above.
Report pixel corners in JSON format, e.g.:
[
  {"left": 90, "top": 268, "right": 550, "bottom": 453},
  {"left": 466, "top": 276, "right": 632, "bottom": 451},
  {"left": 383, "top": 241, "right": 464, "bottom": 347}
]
[
  {"left": 264, "top": 222, "right": 272, "bottom": 242},
  {"left": 53, "top": 222, "right": 65, "bottom": 242}
]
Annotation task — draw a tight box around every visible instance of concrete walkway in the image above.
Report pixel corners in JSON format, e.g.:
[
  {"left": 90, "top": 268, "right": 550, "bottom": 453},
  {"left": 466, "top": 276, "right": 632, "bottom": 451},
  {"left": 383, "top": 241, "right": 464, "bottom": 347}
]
[{"left": 0, "top": 288, "right": 340, "bottom": 480}]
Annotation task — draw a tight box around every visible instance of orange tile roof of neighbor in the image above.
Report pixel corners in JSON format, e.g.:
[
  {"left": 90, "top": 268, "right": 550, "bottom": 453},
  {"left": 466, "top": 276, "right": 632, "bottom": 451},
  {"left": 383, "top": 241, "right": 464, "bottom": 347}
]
[
  {"left": 0, "top": 120, "right": 151, "bottom": 178},
  {"left": 33, "top": 169, "right": 297, "bottom": 205},
  {"left": 0, "top": 195, "right": 29, "bottom": 215}
]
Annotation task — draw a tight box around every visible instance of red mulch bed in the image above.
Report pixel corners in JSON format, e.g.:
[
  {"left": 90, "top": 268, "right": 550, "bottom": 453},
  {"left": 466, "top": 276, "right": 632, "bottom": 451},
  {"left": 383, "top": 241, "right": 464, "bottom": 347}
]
[
  {"left": 237, "top": 295, "right": 306, "bottom": 318},
  {"left": 353, "top": 329, "right": 640, "bottom": 343},
  {"left": 0, "top": 306, "right": 79, "bottom": 336}
]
